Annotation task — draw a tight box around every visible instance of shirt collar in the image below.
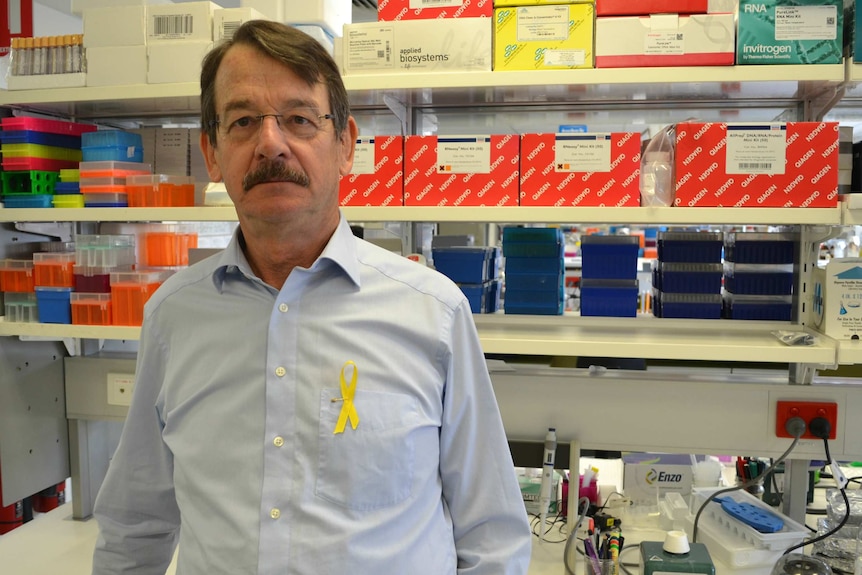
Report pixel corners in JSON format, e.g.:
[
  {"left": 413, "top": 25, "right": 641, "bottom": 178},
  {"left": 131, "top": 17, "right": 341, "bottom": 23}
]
[{"left": 212, "top": 214, "right": 360, "bottom": 291}]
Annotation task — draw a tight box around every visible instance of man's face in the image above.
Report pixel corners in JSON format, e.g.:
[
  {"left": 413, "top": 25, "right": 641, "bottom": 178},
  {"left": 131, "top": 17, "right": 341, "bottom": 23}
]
[{"left": 201, "top": 43, "right": 356, "bottom": 227}]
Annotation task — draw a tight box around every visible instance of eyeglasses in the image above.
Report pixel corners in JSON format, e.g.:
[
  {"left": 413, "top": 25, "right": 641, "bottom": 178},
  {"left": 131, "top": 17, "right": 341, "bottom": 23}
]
[{"left": 211, "top": 107, "right": 334, "bottom": 143}]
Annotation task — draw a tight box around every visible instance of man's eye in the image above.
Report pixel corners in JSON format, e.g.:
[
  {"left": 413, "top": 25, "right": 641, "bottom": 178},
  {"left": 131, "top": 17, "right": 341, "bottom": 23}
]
[
  {"left": 287, "top": 114, "right": 312, "bottom": 126},
  {"left": 231, "top": 116, "right": 255, "bottom": 129}
]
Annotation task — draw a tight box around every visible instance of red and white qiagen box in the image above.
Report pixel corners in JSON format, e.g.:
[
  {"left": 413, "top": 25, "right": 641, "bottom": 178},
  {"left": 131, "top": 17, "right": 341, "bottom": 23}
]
[
  {"left": 339, "top": 136, "right": 404, "bottom": 207},
  {"left": 519, "top": 132, "right": 641, "bottom": 206},
  {"left": 674, "top": 122, "right": 839, "bottom": 208},
  {"left": 377, "top": 0, "right": 492, "bottom": 21},
  {"left": 403, "top": 134, "right": 519, "bottom": 207}
]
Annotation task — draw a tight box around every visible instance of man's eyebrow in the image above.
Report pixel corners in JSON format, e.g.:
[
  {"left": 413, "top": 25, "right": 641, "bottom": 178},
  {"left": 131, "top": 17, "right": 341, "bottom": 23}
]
[{"left": 220, "top": 98, "right": 322, "bottom": 116}]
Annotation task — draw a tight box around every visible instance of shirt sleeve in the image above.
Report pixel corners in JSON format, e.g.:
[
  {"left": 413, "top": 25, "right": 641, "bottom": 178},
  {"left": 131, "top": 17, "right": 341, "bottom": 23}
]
[
  {"left": 92, "top": 320, "right": 180, "bottom": 575},
  {"left": 439, "top": 300, "right": 532, "bottom": 575}
]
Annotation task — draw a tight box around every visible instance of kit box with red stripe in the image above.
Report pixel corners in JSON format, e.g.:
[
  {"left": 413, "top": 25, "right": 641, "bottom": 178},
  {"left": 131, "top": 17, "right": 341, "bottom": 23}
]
[
  {"left": 377, "top": 0, "right": 492, "bottom": 21},
  {"left": 519, "top": 132, "right": 642, "bottom": 206},
  {"left": 403, "top": 134, "right": 519, "bottom": 206},
  {"left": 595, "top": 0, "right": 735, "bottom": 15},
  {"left": 339, "top": 136, "right": 404, "bottom": 207},
  {"left": 674, "top": 122, "right": 839, "bottom": 208},
  {"left": 595, "top": 13, "right": 735, "bottom": 68}
]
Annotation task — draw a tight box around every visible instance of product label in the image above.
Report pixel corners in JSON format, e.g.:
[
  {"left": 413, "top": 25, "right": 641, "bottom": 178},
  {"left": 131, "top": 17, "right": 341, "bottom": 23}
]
[
  {"left": 410, "top": 0, "right": 462, "bottom": 7},
  {"left": 544, "top": 49, "right": 585, "bottom": 67},
  {"left": 436, "top": 137, "right": 492, "bottom": 173},
  {"left": 517, "top": 6, "right": 569, "bottom": 42},
  {"left": 645, "top": 32, "right": 685, "bottom": 55},
  {"left": 554, "top": 134, "right": 612, "bottom": 172},
  {"left": 346, "top": 27, "right": 395, "bottom": 70},
  {"left": 726, "top": 124, "right": 786, "bottom": 175},
  {"left": 352, "top": 140, "right": 375, "bottom": 175},
  {"left": 774, "top": 5, "right": 837, "bottom": 41}
]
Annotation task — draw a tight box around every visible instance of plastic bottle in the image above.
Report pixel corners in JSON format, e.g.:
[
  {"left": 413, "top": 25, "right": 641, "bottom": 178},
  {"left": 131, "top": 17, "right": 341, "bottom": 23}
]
[{"left": 640, "top": 151, "right": 673, "bottom": 207}]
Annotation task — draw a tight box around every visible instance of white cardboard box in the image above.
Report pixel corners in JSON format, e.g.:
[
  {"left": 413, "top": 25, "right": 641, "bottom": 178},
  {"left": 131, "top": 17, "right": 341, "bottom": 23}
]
[
  {"left": 241, "top": 0, "right": 283, "bottom": 21},
  {"left": 147, "top": 1, "right": 221, "bottom": 43},
  {"left": 155, "top": 128, "right": 191, "bottom": 176},
  {"left": 83, "top": 6, "right": 147, "bottom": 48},
  {"left": 595, "top": 13, "right": 735, "bottom": 68},
  {"left": 147, "top": 41, "right": 213, "bottom": 84},
  {"left": 811, "top": 258, "right": 862, "bottom": 340},
  {"left": 282, "top": 0, "right": 352, "bottom": 38},
  {"left": 86, "top": 45, "right": 147, "bottom": 87},
  {"left": 622, "top": 453, "right": 695, "bottom": 505},
  {"left": 342, "top": 18, "right": 492, "bottom": 75},
  {"left": 214, "top": 7, "right": 267, "bottom": 44},
  {"left": 72, "top": 0, "right": 172, "bottom": 15}
]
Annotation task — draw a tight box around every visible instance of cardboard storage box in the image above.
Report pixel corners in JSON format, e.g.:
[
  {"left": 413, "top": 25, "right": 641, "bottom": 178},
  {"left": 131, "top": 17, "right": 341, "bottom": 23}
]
[
  {"left": 674, "top": 121, "right": 839, "bottom": 208},
  {"left": 623, "top": 452, "right": 695, "bottom": 505},
  {"left": 494, "top": 4, "right": 594, "bottom": 71},
  {"left": 282, "top": 0, "right": 352, "bottom": 38},
  {"left": 147, "top": 1, "right": 220, "bottom": 43},
  {"left": 339, "top": 136, "right": 404, "bottom": 206},
  {"left": 519, "top": 132, "right": 641, "bottom": 207},
  {"left": 342, "top": 18, "right": 492, "bottom": 74},
  {"left": 213, "top": 7, "right": 267, "bottom": 44},
  {"left": 595, "top": 0, "right": 735, "bottom": 15},
  {"left": 403, "top": 134, "right": 518, "bottom": 207},
  {"left": 83, "top": 6, "right": 147, "bottom": 48},
  {"left": 378, "top": 0, "right": 492, "bottom": 21},
  {"left": 147, "top": 41, "right": 213, "bottom": 84},
  {"left": 595, "top": 13, "right": 735, "bottom": 68},
  {"left": 811, "top": 258, "right": 862, "bottom": 339},
  {"left": 737, "top": 0, "right": 844, "bottom": 65},
  {"left": 86, "top": 45, "right": 147, "bottom": 87}
]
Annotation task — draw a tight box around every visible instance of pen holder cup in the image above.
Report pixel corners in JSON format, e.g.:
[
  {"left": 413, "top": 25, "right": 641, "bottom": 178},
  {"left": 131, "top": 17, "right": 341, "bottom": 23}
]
[{"left": 585, "top": 557, "right": 617, "bottom": 575}]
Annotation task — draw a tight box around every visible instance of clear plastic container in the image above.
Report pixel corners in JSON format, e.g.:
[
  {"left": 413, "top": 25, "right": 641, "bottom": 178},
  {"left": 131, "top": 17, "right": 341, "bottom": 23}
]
[
  {"left": 78, "top": 161, "right": 151, "bottom": 179},
  {"left": 640, "top": 151, "right": 673, "bottom": 207},
  {"left": 74, "top": 235, "right": 136, "bottom": 268},
  {"left": 144, "top": 228, "right": 198, "bottom": 267},
  {"left": 33, "top": 252, "right": 76, "bottom": 287},
  {"left": 4, "top": 292, "right": 38, "bottom": 322},
  {"left": 70, "top": 292, "right": 112, "bottom": 325},
  {"left": 126, "top": 174, "right": 195, "bottom": 207},
  {"left": 110, "top": 270, "right": 172, "bottom": 326}
]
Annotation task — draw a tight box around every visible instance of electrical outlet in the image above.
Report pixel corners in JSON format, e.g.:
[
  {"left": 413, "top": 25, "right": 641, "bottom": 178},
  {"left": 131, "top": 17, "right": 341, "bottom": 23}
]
[
  {"left": 107, "top": 372, "right": 135, "bottom": 407},
  {"left": 775, "top": 400, "right": 837, "bottom": 439}
]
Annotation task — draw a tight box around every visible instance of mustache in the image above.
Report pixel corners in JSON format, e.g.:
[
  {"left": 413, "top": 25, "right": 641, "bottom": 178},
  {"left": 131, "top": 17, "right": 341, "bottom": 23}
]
[{"left": 242, "top": 161, "right": 310, "bottom": 191}]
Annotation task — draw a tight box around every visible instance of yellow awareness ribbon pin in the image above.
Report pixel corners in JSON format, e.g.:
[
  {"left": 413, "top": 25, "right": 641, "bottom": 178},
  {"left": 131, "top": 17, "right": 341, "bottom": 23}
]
[{"left": 333, "top": 360, "right": 360, "bottom": 434}]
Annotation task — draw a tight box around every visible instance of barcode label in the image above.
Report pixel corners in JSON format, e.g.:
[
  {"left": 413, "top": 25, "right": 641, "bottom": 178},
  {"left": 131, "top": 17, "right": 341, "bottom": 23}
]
[
  {"left": 152, "top": 15, "right": 194, "bottom": 37},
  {"left": 221, "top": 20, "right": 241, "bottom": 41},
  {"left": 739, "top": 162, "right": 772, "bottom": 170}
]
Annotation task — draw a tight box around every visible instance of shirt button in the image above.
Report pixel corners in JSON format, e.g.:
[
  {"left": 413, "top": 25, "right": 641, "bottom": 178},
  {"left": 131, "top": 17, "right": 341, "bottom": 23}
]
[
  {"left": 270, "top": 508, "right": 280, "bottom": 519},
  {"left": 273, "top": 436, "right": 284, "bottom": 447},
  {"left": 278, "top": 303, "right": 288, "bottom": 313},
  {"left": 275, "top": 366, "right": 286, "bottom": 377}
]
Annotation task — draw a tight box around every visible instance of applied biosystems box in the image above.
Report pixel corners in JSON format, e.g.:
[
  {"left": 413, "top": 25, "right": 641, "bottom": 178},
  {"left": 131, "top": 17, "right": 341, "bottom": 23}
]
[
  {"left": 811, "top": 258, "right": 862, "bottom": 339},
  {"left": 342, "top": 18, "right": 492, "bottom": 74},
  {"left": 737, "top": 0, "right": 844, "bottom": 65}
]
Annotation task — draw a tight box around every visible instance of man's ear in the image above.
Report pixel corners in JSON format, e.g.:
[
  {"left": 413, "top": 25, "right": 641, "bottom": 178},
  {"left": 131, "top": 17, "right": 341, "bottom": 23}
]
[{"left": 200, "top": 130, "right": 223, "bottom": 183}]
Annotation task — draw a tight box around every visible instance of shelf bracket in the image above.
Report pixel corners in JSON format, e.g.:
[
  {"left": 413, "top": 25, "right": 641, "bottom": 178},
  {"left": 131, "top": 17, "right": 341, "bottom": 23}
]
[
  {"left": 14, "top": 222, "right": 74, "bottom": 242},
  {"left": 382, "top": 93, "right": 410, "bottom": 136},
  {"left": 802, "top": 82, "right": 846, "bottom": 121},
  {"left": 19, "top": 335, "right": 82, "bottom": 356}
]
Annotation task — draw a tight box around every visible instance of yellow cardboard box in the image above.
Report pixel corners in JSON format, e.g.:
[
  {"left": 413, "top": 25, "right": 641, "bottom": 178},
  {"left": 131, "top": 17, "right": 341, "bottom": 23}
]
[{"left": 494, "top": 4, "right": 594, "bottom": 71}]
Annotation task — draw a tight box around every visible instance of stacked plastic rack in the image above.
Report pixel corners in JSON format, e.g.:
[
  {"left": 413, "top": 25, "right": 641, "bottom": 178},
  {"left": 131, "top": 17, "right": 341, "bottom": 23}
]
[
  {"left": 652, "top": 231, "right": 724, "bottom": 319},
  {"left": 580, "top": 235, "right": 640, "bottom": 317},
  {"left": 723, "top": 232, "right": 797, "bottom": 321},
  {"left": 432, "top": 246, "right": 502, "bottom": 314},
  {"left": 502, "top": 227, "right": 565, "bottom": 315},
  {"left": 0, "top": 117, "right": 96, "bottom": 208}
]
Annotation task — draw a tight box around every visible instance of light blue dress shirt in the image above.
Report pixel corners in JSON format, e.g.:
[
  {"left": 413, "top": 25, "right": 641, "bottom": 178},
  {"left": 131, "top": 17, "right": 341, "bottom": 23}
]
[{"left": 92, "top": 216, "right": 531, "bottom": 575}]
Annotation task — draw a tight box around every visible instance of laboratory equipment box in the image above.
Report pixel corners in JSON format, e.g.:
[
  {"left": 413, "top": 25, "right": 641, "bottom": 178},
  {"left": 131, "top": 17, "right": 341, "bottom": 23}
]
[
  {"left": 723, "top": 263, "right": 794, "bottom": 295},
  {"left": 579, "top": 279, "right": 639, "bottom": 317},
  {"left": 1, "top": 170, "right": 59, "bottom": 195},
  {"left": 723, "top": 232, "right": 798, "bottom": 264},
  {"left": 737, "top": 0, "right": 844, "bottom": 65},
  {"left": 342, "top": 18, "right": 493, "bottom": 75},
  {"left": 494, "top": 4, "right": 595, "bottom": 71},
  {"left": 1, "top": 195, "right": 53, "bottom": 208},
  {"left": 653, "top": 291, "right": 722, "bottom": 319},
  {"left": 580, "top": 235, "right": 640, "bottom": 280},
  {"left": 623, "top": 452, "right": 696, "bottom": 504},
  {"left": 519, "top": 132, "right": 641, "bottom": 207},
  {"left": 653, "top": 262, "right": 723, "bottom": 294},
  {"left": 595, "top": 13, "right": 734, "bottom": 68},
  {"left": 126, "top": 174, "right": 196, "bottom": 208},
  {"left": 378, "top": 0, "right": 492, "bottom": 20},
  {"left": 75, "top": 265, "right": 132, "bottom": 293},
  {"left": 811, "top": 257, "right": 862, "bottom": 338},
  {"left": 404, "top": 134, "right": 518, "bottom": 207},
  {"left": 674, "top": 121, "right": 839, "bottom": 208},
  {"left": 0, "top": 260, "right": 35, "bottom": 292},
  {"left": 458, "top": 281, "right": 500, "bottom": 314},
  {"left": 723, "top": 293, "right": 793, "bottom": 321},
  {"left": 595, "top": 0, "right": 735, "bottom": 14},
  {"left": 657, "top": 231, "right": 723, "bottom": 263},
  {"left": 339, "top": 136, "right": 404, "bottom": 207},
  {"left": 35, "top": 287, "right": 73, "bottom": 324},
  {"left": 505, "top": 270, "right": 563, "bottom": 292},
  {"left": 432, "top": 247, "right": 497, "bottom": 285},
  {"left": 70, "top": 293, "right": 112, "bottom": 326},
  {"left": 502, "top": 227, "right": 564, "bottom": 258},
  {"left": 110, "top": 270, "right": 172, "bottom": 326},
  {"left": 4, "top": 292, "right": 39, "bottom": 323},
  {"left": 33, "top": 252, "right": 76, "bottom": 288}
]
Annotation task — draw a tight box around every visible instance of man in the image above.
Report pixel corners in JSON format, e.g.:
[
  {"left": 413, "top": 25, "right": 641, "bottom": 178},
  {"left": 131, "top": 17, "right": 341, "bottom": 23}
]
[{"left": 92, "top": 19, "right": 531, "bottom": 575}]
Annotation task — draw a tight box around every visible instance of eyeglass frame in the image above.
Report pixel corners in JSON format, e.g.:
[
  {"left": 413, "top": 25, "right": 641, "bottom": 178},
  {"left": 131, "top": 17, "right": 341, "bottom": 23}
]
[{"left": 208, "top": 110, "right": 336, "bottom": 143}]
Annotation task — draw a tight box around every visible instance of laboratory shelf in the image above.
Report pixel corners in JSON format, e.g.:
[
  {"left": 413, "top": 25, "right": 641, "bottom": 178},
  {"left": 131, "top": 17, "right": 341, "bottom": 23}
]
[
  {"left": 0, "top": 318, "right": 139, "bottom": 340},
  {"left": 0, "top": 206, "right": 844, "bottom": 225},
  {"left": 473, "top": 314, "right": 837, "bottom": 364},
  {"left": 0, "top": 64, "right": 844, "bottom": 118}
]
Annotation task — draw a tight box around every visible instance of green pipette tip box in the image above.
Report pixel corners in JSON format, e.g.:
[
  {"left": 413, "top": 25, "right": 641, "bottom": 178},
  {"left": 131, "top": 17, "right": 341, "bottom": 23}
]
[{"left": 640, "top": 541, "right": 715, "bottom": 575}]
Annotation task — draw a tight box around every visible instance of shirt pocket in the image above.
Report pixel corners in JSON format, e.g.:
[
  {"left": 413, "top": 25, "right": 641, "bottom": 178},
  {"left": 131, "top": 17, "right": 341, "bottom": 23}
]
[{"left": 316, "top": 389, "right": 419, "bottom": 511}]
